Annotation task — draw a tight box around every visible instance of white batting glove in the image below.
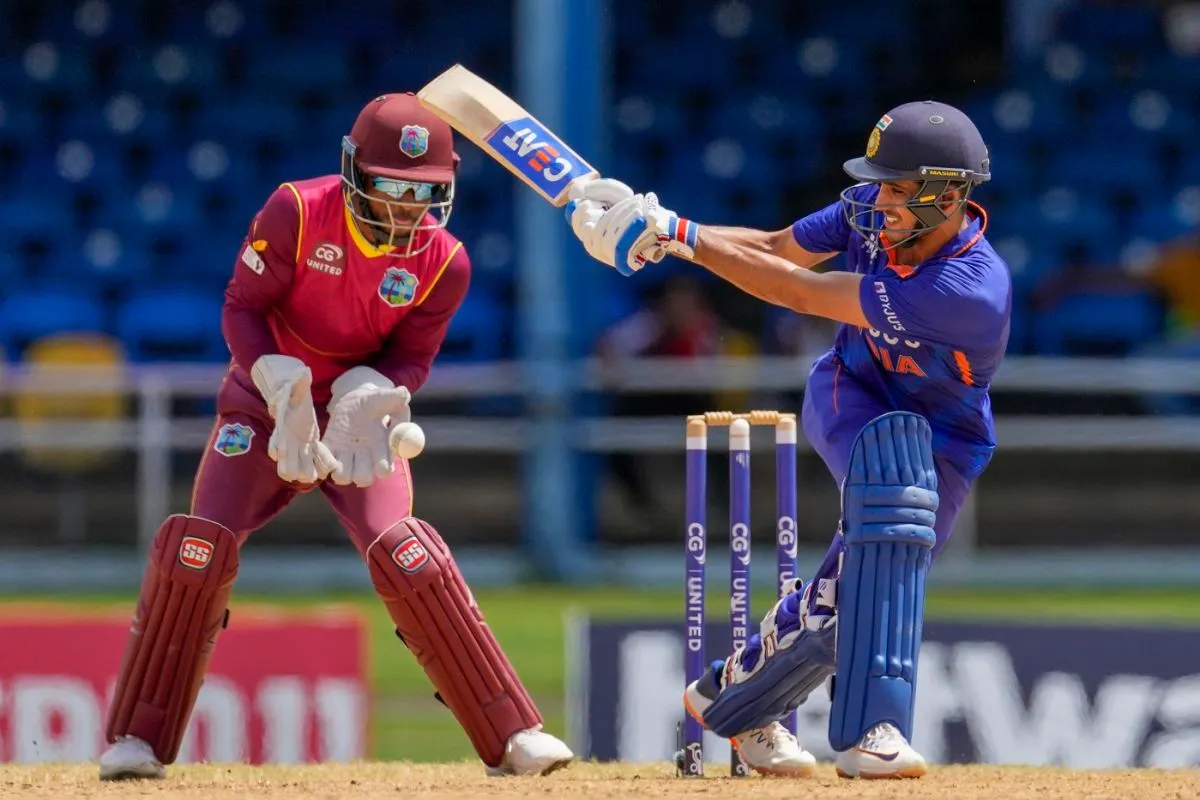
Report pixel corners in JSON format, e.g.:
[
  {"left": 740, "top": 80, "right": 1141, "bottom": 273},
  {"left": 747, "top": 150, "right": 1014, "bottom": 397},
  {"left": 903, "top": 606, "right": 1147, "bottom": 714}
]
[
  {"left": 322, "top": 366, "right": 414, "bottom": 488},
  {"left": 569, "top": 191, "right": 697, "bottom": 275},
  {"left": 566, "top": 178, "right": 668, "bottom": 275},
  {"left": 251, "top": 355, "right": 339, "bottom": 484}
]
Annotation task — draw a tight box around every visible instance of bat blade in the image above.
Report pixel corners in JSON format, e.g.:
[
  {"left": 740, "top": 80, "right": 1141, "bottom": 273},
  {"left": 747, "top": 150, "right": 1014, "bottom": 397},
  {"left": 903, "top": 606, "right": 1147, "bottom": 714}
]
[{"left": 417, "top": 64, "right": 599, "bottom": 207}]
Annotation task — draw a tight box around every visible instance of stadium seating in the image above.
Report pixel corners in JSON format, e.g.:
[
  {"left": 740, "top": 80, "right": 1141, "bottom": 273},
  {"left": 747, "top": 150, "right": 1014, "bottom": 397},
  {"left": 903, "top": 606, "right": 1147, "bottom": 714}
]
[{"left": 0, "top": 0, "right": 1194, "bottom": 362}]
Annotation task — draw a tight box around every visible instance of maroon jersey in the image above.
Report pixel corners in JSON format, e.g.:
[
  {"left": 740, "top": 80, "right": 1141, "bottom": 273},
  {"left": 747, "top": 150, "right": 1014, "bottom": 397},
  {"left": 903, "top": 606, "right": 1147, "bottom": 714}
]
[{"left": 219, "top": 174, "right": 471, "bottom": 416}]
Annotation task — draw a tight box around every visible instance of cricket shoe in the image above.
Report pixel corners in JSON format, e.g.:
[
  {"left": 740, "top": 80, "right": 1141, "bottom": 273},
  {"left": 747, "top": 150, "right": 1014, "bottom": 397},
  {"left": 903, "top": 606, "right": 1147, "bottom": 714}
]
[
  {"left": 485, "top": 726, "right": 575, "bottom": 777},
  {"left": 834, "top": 722, "right": 927, "bottom": 779},
  {"left": 685, "top": 669, "right": 817, "bottom": 777},
  {"left": 98, "top": 735, "right": 165, "bottom": 781}
]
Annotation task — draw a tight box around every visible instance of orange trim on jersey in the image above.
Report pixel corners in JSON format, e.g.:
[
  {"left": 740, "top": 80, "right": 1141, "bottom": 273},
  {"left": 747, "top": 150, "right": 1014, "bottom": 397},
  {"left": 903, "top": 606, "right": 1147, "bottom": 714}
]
[
  {"left": 415, "top": 241, "right": 463, "bottom": 306},
  {"left": 949, "top": 201, "right": 988, "bottom": 258},
  {"left": 272, "top": 310, "right": 375, "bottom": 360},
  {"left": 878, "top": 234, "right": 916, "bottom": 278},
  {"left": 953, "top": 350, "right": 975, "bottom": 387},
  {"left": 280, "top": 182, "right": 305, "bottom": 265},
  {"left": 877, "top": 200, "right": 988, "bottom": 278}
]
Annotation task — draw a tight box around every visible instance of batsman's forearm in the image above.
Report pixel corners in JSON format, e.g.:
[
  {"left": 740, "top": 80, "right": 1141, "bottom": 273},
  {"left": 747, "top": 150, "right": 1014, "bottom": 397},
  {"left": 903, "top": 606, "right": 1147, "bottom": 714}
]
[
  {"left": 691, "top": 228, "right": 815, "bottom": 312},
  {"left": 701, "top": 226, "right": 774, "bottom": 252}
]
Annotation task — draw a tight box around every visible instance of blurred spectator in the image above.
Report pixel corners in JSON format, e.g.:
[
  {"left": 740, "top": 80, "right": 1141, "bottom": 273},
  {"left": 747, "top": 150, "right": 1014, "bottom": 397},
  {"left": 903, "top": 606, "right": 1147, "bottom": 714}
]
[
  {"left": 1028, "top": 242, "right": 1167, "bottom": 356},
  {"left": 1133, "top": 232, "right": 1200, "bottom": 414},
  {"left": 594, "top": 275, "right": 726, "bottom": 528}
]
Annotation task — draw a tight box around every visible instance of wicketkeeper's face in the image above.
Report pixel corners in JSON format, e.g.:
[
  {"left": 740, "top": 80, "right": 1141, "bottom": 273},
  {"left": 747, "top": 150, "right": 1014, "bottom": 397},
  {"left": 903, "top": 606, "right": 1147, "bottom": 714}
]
[{"left": 365, "top": 185, "right": 431, "bottom": 238}]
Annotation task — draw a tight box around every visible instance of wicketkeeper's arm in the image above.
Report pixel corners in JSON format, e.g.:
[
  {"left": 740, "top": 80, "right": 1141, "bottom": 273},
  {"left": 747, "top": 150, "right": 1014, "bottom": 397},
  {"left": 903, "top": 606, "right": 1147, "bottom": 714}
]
[{"left": 222, "top": 185, "right": 300, "bottom": 371}]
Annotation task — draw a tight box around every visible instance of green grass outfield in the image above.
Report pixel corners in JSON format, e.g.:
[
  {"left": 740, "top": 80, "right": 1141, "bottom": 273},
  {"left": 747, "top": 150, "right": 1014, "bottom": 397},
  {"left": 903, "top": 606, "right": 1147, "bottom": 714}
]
[{"left": 7, "top": 586, "right": 1200, "bottom": 762}]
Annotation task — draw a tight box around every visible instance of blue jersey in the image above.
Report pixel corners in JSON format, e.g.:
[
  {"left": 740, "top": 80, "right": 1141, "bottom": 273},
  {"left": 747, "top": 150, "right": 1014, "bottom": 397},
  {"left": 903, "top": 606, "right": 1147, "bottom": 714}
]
[{"left": 791, "top": 184, "right": 1012, "bottom": 478}]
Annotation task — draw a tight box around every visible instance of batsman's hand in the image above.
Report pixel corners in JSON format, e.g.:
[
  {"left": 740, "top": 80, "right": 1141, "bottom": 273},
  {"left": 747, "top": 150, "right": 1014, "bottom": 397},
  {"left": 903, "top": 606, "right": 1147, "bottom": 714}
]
[
  {"left": 251, "top": 355, "right": 339, "bottom": 484},
  {"left": 566, "top": 184, "right": 696, "bottom": 275},
  {"left": 323, "top": 366, "right": 414, "bottom": 488}
]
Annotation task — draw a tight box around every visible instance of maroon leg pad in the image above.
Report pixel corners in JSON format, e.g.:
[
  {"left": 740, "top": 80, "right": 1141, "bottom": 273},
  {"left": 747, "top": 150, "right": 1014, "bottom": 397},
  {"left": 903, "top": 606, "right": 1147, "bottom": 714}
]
[
  {"left": 367, "top": 517, "right": 542, "bottom": 767},
  {"left": 104, "top": 515, "right": 238, "bottom": 764}
]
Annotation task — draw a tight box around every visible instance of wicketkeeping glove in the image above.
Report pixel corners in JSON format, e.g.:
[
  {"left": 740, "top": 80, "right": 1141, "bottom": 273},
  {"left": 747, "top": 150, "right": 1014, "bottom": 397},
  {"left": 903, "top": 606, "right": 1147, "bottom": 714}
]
[
  {"left": 251, "top": 355, "right": 339, "bottom": 484},
  {"left": 322, "top": 366, "right": 414, "bottom": 488}
]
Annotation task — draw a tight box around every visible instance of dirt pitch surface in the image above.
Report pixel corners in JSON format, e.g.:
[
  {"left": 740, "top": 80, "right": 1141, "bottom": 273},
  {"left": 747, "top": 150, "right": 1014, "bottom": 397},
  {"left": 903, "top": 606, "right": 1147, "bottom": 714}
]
[{"left": 5, "top": 762, "right": 1199, "bottom": 800}]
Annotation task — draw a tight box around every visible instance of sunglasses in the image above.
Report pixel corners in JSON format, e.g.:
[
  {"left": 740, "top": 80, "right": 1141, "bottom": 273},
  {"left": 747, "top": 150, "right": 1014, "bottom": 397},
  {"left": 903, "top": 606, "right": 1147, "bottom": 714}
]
[{"left": 372, "top": 177, "right": 442, "bottom": 203}]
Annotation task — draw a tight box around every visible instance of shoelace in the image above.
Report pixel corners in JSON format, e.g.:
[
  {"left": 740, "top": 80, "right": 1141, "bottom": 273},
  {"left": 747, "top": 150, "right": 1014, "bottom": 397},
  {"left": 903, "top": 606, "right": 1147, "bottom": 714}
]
[{"left": 747, "top": 723, "right": 794, "bottom": 751}]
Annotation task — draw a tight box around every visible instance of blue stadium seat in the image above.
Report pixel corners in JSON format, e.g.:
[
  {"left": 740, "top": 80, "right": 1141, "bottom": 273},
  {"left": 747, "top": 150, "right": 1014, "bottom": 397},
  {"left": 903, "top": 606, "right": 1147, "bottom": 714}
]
[
  {"left": 114, "top": 46, "right": 221, "bottom": 96},
  {"left": 1055, "top": 1, "right": 1163, "bottom": 50},
  {"left": 1131, "top": 199, "right": 1198, "bottom": 244},
  {"left": 1032, "top": 290, "right": 1165, "bottom": 356},
  {"left": 244, "top": 47, "right": 352, "bottom": 94},
  {"left": 68, "top": 229, "right": 155, "bottom": 288},
  {"left": 1052, "top": 146, "right": 1161, "bottom": 194},
  {"left": 1144, "top": 52, "right": 1200, "bottom": 94},
  {"left": 0, "top": 101, "right": 43, "bottom": 141},
  {"left": 1090, "top": 92, "right": 1194, "bottom": 142},
  {"left": 115, "top": 287, "right": 228, "bottom": 362},
  {"left": 192, "top": 99, "right": 304, "bottom": 143},
  {"left": 0, "top": 249, "right": 23, "bottom": 283},
  {"left": 0, "top": 286, "right": 108, "bottom": 358},
  {"left": 439, "top": 286, "right": 509, "bottom": 363},
  {"left": 0, "top": 1, "right": 1187, "bottom": 365}
]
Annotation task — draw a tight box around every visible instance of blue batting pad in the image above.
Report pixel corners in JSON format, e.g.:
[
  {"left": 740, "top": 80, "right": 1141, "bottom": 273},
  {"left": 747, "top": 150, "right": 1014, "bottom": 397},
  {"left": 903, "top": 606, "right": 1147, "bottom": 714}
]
[
  {"left": 700, "top": 598, "right": 836, "bottom": 738},
  {"left": 828, "top": 412, "right": 938, "bottom": 752}
]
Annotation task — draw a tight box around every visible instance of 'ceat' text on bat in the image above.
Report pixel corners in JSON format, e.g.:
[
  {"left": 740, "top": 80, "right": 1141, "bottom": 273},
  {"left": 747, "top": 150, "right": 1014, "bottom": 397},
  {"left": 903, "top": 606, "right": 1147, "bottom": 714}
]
[{"left": 417, "top": 64, "right": 599, "bottom": 207}]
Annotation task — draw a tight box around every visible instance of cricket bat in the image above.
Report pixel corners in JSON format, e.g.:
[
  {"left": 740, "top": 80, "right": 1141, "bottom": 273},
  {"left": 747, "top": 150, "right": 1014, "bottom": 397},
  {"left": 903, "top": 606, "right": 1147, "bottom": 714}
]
[{"left": 417, "top": 64, "right": 600, "bottom": 207}]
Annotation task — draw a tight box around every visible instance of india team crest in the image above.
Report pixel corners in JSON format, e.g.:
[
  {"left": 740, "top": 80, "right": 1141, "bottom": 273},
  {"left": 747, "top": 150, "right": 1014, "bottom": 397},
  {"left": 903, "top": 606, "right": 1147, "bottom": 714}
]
[
  {"left": 399, "top": 125, "right": 430, "bottom": 158},
  {"left": 213, "top": 423, "right": 254, "bottom": 457},
  {"left": 866, "top": 113, "right": 893, "bottom": 158},
  {"left": 378, "top": 267, "right": 420, "bottom": 307}
]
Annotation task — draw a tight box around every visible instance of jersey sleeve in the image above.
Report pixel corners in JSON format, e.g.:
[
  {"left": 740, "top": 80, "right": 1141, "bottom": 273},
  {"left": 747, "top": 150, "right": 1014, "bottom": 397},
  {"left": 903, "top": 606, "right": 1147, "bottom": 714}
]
[
  {"left": 372, "top": 243, "right": 471, "bottom": 393},
  {"left": 858, "top": 263, "right": 1003, "bottom": 350},
  {"left": 221, "top": 185, "right": 301, "bottom": 371}
]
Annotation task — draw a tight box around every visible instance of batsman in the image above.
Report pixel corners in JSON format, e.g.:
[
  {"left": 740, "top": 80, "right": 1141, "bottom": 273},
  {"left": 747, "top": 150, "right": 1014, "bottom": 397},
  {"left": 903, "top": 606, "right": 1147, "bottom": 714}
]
[
  {"left": 568, "top": 101, "right": 1010, "bottom": 778},
  {"left": 98, "top": 93, "right": 573, "bottom": 780}
]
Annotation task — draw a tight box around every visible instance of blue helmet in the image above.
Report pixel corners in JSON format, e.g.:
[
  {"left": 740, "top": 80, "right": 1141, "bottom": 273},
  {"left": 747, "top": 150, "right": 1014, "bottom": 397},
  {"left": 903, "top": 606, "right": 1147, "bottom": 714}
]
[{"left": 840, "top": 100, "right": 990, "bottom": 250}]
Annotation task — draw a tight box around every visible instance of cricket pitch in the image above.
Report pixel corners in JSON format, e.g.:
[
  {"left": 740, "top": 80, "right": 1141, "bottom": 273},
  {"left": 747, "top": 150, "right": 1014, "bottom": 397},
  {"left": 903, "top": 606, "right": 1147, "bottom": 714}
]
[{"left": 4, "top": 762, "right": 1199, "bottom": 799}]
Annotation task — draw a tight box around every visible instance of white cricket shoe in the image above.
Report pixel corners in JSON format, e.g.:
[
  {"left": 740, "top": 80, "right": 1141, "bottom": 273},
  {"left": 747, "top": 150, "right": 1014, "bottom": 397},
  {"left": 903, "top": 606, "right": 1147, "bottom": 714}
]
[
  {"left": 732, "top": 722, "right": 818, "bottom": 777},
  {"left": 834, "top": 722, "right": 927, "bottom": 779},
  {"left": 485, "top": 726, "right": 574, "bottom": 776},
  {"left": 684, "top": 678, "right": 817, "bottom": 777},
  {"left": 98, "top": 735, "right": 165, "bottom": 781}
]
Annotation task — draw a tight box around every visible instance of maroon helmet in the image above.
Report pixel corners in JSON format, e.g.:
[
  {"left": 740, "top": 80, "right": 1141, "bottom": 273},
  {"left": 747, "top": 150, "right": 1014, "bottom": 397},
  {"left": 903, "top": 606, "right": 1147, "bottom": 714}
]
[{"left": 341, "top": 93, "right": 459, "bottom": 257}]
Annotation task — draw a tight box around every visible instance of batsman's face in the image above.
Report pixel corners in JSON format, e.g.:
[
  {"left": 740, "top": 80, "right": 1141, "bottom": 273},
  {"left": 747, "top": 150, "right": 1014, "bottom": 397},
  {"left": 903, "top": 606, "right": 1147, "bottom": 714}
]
[{"left": 875, "top": 181, "right": 921, "bottom": 235}]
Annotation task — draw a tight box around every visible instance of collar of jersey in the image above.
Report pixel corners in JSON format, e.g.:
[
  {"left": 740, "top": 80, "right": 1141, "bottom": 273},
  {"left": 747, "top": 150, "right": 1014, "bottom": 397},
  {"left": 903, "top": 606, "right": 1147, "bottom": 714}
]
[
  {"left": 880, "top": 201, "right": 988, "bottom": 279},
  {"left": 344, "top": 205, "right": 395, "bottom": 258}
]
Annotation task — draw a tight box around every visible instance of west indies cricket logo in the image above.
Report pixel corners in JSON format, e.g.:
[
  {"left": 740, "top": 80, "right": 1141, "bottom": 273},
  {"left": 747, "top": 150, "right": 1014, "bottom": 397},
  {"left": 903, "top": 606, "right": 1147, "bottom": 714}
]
[
  {"left": 378, "top": 267, "right": 419, "bottom": 307},
  {"left": 399, "top": 125, "right": 429, "bottom": 158},
  {"left": 213, "top": 423, "right": 254, "bottom": 457}
]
